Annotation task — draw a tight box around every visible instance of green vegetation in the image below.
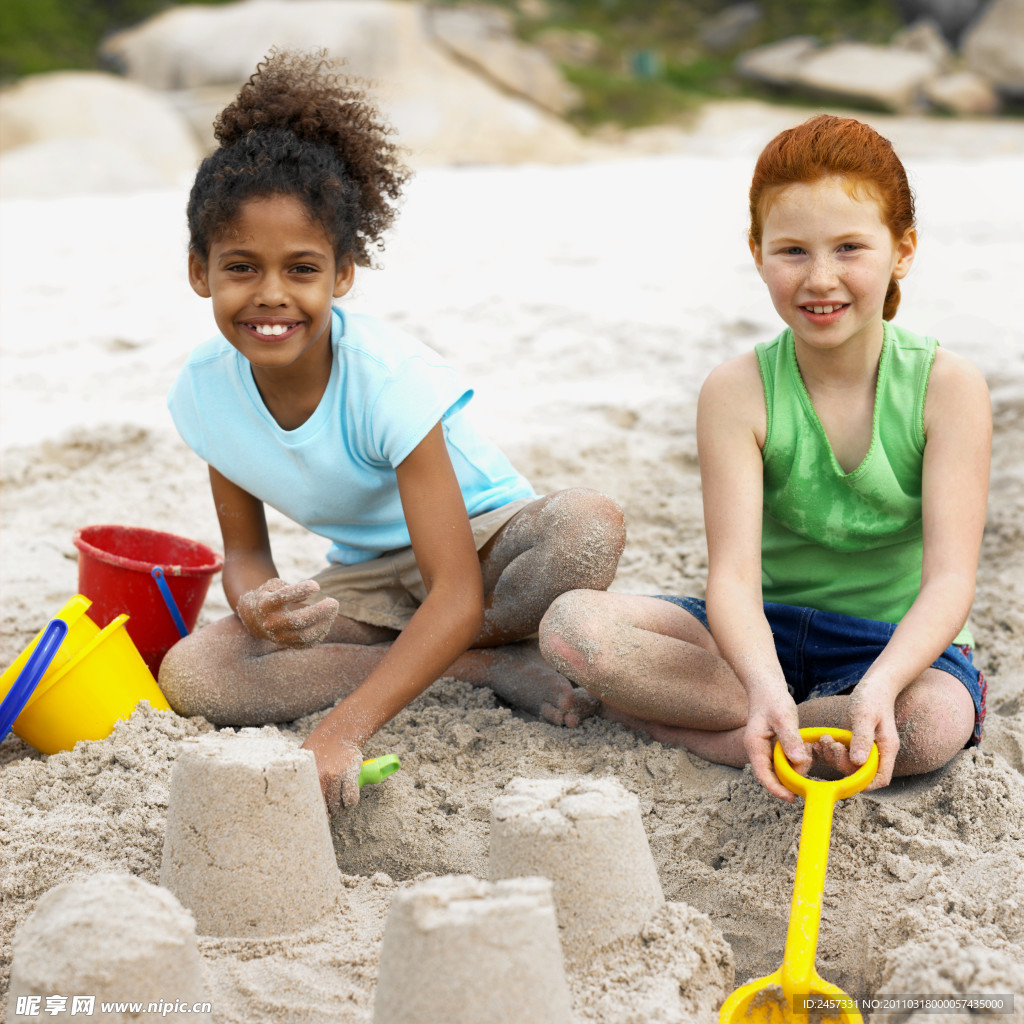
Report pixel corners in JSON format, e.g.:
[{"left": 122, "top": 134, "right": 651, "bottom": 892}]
[
  {"left": 0, "top": 0, "right": 236, "bottom": 82},
  {"left": 2, "top": 0, "right": 906, "bottom": 126},
  {"left": 508, "top": 0, "right": 906, "bottom": 129}
]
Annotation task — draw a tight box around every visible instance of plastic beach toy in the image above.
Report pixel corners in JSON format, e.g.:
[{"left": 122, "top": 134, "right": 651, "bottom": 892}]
[
  {"left": 0, "top": 594, "right": 170, "bottom": 754},
  {"left": 358, "top": 754, "right": 402, "bottom": 787},
  {"left": 151, "top": 566, "right": 190, "bottom": 639},
  {"left": 719, "top": 727, "right": 879, "bottom": 1024},
  {"left": 0, "top": 618, "right": 68, "bottom": 744},
  {"left": 73, "top": 525, "right": 222, "bottom": 675}
]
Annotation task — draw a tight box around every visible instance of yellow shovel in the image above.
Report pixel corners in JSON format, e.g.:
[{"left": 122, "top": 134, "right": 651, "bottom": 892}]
[{"left": 719, "top": 727, "right": 878, "bottom": 1024}]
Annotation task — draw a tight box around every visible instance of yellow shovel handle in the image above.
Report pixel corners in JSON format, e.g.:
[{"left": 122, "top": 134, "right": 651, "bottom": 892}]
[
  {"left": 773, "top": 727, "right": 878, "bottom": 801},
  {"left": 774, "top": 728, "right": 878, "bottom": 999}
]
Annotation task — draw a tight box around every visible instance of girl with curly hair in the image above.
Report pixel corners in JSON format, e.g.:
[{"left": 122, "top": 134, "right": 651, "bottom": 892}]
[
  {"left": 162, "top": 51, "right": 625, "bottom": 813},
  {"left": 540, "top": 115, "right": 991, "bottom": 799}
]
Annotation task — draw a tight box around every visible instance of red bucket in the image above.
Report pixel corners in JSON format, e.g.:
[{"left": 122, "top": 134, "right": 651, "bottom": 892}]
[{"left": 73, "top": 525, "right": 223, "bottom": 676}]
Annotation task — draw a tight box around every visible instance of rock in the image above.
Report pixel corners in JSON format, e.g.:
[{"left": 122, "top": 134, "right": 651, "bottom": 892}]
[
  {"left": 166, "top": 84, "right": 240, "bottom": 155},
  {"left": 534, "top": 27, "right": 602, "bottom": 67},
  {"left": 735, "top": 36, "right": 818, "bottom": 88},
  {"left": 963, "top": 0, "right": 1024, "bottom": 98},
  {"left": 698, "top": 3, "right": 764, "bottom": 54},
  {"left": 891, "top": 19, "right": 955, "bottom": 71},
  {"left": 517, "top": 0, "right": 550, "bottom": 18},
  {"left": 0, "top": 71, "right": 202, "bottom": 191},
  {"left": 794, "top": 42, "right": 941, "bottom": 112},
  {"left": 426, "top": 3, "right": 581, "bottom": 114},
  {"left": 924, "top": 69, "right": 1002, "bottom": 113},
  {"left": 102, "top": 0, "right": 588, "bottom": 165},
  {"left": 892, "top": 0, "right": 988, "bottom": 44}
]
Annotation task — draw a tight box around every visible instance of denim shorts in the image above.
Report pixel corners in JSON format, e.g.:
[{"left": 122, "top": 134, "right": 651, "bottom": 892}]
[{"left": 656, "top": 596, "right": 986, "bottom": 745}]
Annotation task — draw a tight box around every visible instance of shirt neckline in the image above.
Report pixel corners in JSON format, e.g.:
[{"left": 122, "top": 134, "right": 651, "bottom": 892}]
[
  {"left": 237, "top": 308, "right": 344, "bottom": 444},
  {"left": 786, "top": 321, "right": 890, "bottom": 481}
]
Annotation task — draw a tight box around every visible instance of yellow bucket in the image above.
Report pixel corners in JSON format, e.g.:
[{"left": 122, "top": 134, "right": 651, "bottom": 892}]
[
  {"left": 0, "top": 595, "right": 100, "bottom": 689},
  {"left": 0, "top": 595, "right": 169, "bottom": 754}
]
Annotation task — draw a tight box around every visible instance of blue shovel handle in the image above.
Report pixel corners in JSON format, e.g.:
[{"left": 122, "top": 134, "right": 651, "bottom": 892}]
[
  {"left": 0, "top": 618, "right": 69, "bottom": 743},
  {"left": 151, "top": 567, "right": 190, "bottom": 639}
]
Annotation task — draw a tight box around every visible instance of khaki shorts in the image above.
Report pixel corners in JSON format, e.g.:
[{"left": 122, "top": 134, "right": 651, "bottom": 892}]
[{"left": 310, "top": 497, "right": 535, "bottom": 631}]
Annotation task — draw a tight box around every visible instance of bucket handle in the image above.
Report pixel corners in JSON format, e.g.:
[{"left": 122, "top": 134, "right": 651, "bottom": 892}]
[
  {"left": 151, "top": 567, "right": 190, "bottom": 639},
  {"left": 0, "top": 618, "right": 69, "bottom": 743}
]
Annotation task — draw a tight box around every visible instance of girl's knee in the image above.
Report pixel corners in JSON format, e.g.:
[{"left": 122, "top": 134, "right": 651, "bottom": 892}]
[
  {"left": 894, "top": 674, "right": 976, "bottom": 774},
  {"left": 542, "top": 488, "right": 626, "bottom": 588},
  {"left": 539, "top": 589, "right": 611, "bottom": 683},
  {"left": 157, "top": 634, "right": 210, "bottom": 719},
  {"left": 157, "top": 623, "right": 250, "bottom": 724}
]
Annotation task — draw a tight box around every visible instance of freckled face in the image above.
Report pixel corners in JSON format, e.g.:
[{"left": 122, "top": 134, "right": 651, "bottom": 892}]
[
  {"left": 751, "top": 177, "right": 916, "bottom": 356},
  {"left": 188, "top": 195, "right": 353, "bottom": 374}
]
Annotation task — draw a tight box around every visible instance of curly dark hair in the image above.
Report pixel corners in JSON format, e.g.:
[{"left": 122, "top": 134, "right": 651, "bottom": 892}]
[{"left": 186, "top": 50, "right": 410, "bottom": 267}]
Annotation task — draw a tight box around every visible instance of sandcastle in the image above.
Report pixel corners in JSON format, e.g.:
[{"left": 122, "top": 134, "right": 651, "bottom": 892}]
[
  {"left": 371, "top": 774, "right": 680, "bottom": 1021},
  {"left": 373, "top": 874, "right": 572, "bottom": 1024},
  {"left": 489, "top": 775, "right": 665, "bottom": 961},
  {"left": 9, "top": 738, "right": 728, "bottom": 1023},
  {"left": 7, "top": 873, "right": 209, "bottom": 1023},
  {"left": 160, "top": 727, "right": 341, "bottom": 936}
]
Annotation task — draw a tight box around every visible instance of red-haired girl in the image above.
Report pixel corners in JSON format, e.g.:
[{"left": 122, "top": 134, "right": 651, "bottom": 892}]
[{"left": 539, "top": 114, "right": 991, "bottom": 798}]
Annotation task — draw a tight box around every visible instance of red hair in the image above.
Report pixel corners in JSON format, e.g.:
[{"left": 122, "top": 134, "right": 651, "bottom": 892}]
[{"left": 749, "top": 114, "right": 915, "bottom": 320}]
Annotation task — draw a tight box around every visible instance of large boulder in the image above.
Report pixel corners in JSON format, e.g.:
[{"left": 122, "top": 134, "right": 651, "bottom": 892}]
[
  {"left": 924, "top": 70, "right": 1002, "bottom": 114},
  {"left": 426, "top": 4, "right": 581, "bottom": 115},
  {"left": 890, "top": 19, "right": 955, "bottom": 71},
  {"left": 102, "top": 0, "right": 587, "bottom": 164},
  {"left": 735, "top": 36, "right": 817, "bottom": 88},
  {"left": 0, "top": 71, "right": 202, "bottom": 190},
  {"left": 793, "top": 42, "right": 941, "bottom": 112},
  {"left": 963, "top": 0, "right": 1024, "bottom": 98},
  {"left": 892, "top": 0, "right": 988, "bottom": 44}
]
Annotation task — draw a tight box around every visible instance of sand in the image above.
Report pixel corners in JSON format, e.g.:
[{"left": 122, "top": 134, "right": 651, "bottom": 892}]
[{"left": 3, "top": 103, "right": 1024, "bottom": 1021}]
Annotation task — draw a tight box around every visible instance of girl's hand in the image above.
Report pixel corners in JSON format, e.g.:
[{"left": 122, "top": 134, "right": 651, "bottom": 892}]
[
  {"left": 847, "top": 681, "right": 900, "bottom": 790},
  {"left": 236, "top": 577, "right": 339, "bottom": 648},
  {"left": 302, "top": 734, "right": 363, "bottom": 815},
  {"left": 744, "top": 694, "right": 812, "bottom": 802}
]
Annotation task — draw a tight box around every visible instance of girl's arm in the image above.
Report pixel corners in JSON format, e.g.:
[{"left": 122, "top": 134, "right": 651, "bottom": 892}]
[
  {"left": 301, "top": 421, "right": 485, "bottom": 812},
  {"left": 846, "top": 349, "right": 991, "bottom": 787},
  {"left": 209, "top": 466, "right": 339, "bottom": 647},
  {"left": 698, "top": 354, "right": 811, "bottom": 801}
]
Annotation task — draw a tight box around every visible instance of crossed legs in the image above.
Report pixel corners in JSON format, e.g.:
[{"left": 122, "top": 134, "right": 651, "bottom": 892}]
[
  {"left": 538, "top": 589, "right": 976, "bottom": 779},
  {"left": 158, "top": 489, "right": 625, "bottom": 727}
]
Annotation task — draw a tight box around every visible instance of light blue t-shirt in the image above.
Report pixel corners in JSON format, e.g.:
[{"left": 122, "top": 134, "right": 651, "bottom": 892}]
[{"left": 168, "top": 308, "right": 535, "bottom": 564}]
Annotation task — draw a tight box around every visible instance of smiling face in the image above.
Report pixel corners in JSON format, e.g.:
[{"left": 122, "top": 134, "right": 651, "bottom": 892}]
[
  {"left": 751, "top": 176, "right": 916, "bottom": 358},
  {"left": 188, "top": 194, "right": 353, "bottom": 377}
]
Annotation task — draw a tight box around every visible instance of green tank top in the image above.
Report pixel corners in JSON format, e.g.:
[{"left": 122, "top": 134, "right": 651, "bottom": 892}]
[{"left": 756, "top": 322, "right": 972, "bottom": 646}]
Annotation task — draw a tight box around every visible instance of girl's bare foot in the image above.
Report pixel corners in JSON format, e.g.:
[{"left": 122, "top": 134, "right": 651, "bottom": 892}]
[
  {"left": 450, "top": 641, "right": 600, "bottom": 727},
  {"left": 809, "top": 734, "right": 856, "bottom": 779}
]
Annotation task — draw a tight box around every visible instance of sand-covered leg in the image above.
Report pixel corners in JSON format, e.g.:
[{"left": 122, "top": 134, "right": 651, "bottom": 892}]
[
  {"left": 801, "top": 669, "right": 976, "bottom": 778},
  {"left": 447, "top": 640, "right": 600, "bottom": 726},
  {"left": 475, "top": 488, "right": 626, "bottom": 644},
  {"left": 539, "top": 589, "right": 747, "bottom": 730},
  {"left": 603, "top": 704, "right": 750, "bottom": 765},
  {"left": 158, "top": 612, "right": 397, "bottom": 726}
]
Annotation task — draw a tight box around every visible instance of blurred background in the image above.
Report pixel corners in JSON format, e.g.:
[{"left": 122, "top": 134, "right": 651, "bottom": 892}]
[{"left": 2, "top": 0, "right": 1024, "bottom": 195}]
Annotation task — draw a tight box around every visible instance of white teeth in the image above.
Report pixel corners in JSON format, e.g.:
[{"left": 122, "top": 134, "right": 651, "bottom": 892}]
[
  {"left": 253, "top": 324, "right": 289, "bottom": 335},
  {"left": 810, "top": 305, "right": 837, "bottom": 314}
]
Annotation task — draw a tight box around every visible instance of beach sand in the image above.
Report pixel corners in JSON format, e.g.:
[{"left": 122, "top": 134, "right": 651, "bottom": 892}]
[{"left": 2, "top": 104, "right": 1024, "bottom": 1021}]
